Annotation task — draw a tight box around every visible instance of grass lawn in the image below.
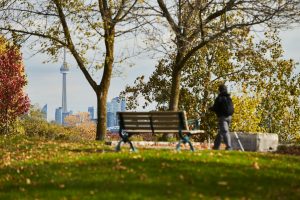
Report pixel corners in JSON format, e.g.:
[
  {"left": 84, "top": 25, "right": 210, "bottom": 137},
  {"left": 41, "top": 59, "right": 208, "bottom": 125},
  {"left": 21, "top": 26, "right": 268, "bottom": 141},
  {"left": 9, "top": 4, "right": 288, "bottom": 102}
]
[{"left": 1, "top": 135, "right": 300, "bottom": 200}]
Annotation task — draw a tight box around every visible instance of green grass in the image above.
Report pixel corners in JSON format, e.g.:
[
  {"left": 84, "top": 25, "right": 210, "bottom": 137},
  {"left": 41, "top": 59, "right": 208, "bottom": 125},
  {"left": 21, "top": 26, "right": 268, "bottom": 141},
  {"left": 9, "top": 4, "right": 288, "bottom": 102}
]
[{"left": 1, "top": 135, "right": 300, "bottom": 200}]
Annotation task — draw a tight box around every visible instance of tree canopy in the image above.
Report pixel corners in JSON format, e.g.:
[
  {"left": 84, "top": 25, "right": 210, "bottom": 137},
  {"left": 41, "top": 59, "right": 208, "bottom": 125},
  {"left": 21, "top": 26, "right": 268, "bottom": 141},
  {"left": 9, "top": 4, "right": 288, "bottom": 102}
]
[
  {"left": 138, "top": 0, "right": 300, "bottom": 110},
  {"left": 0, "top": 36, "right": 30, "bottom": 134},
  {"left": 0, "top": 0, "right": 142, "bottom": 140},
  {"left": 123, "top": 29, "right": 300, "bottom": 142}
]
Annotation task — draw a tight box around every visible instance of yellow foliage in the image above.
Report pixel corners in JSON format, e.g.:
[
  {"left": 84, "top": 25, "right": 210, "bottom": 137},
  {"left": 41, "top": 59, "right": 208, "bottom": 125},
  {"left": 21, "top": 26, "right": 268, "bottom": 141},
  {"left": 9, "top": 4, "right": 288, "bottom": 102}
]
[
  {"left": 64, "top": 112, "right": 90, "bottom": 127},
  {"left": 231, "top": 93, "right": 265, "bottom": 133},
  {"left": 0, "top": 35, "right": 8, "bottom": 54}
]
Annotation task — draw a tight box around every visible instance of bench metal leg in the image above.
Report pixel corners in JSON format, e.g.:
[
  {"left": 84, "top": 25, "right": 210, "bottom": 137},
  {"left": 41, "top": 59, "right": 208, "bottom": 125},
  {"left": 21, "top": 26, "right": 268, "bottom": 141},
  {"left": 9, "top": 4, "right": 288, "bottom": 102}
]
[
  {"left": 115, "top": 133, "right": 138, "bottom": 152},
  {"left": 176, "top": 135, "right": 195, "bottom": 152},
  {"left": 115, "top": 140, "right": 123, "bottom": 152},
  {"left": 128, "top": 141, "right": 138, "bottom": 152}
]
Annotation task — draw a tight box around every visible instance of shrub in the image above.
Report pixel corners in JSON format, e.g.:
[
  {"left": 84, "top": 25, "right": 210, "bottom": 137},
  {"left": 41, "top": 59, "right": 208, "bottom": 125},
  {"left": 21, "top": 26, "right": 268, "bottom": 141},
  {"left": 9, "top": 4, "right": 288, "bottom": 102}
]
[{"left": 0, "top": 37, "right": 30, "bottom": 134}]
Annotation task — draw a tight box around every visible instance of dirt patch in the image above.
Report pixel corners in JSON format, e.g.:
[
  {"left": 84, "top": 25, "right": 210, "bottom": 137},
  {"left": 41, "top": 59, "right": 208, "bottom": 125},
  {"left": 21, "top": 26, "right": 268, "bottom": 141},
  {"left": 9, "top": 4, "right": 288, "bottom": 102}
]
[{"left": 276, "top": 145, "right": 300, "bottom": 156}]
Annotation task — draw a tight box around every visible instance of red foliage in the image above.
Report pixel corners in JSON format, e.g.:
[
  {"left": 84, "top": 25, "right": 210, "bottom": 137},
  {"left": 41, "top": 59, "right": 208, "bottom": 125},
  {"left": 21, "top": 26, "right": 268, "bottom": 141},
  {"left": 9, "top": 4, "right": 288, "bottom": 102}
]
[{"left": 0, "top": 45, "right": 30, "bottom": 131}]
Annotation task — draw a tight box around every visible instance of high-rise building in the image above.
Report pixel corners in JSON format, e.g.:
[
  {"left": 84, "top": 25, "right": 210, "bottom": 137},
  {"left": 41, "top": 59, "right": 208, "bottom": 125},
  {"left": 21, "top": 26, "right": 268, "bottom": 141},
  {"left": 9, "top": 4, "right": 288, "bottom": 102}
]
[
  {"left": 107, "top": 112, "right": 115, "bottom": 128},
  {"left": 121, "top": 97, "right": 126, "bottom": 111},
  {"left": 88, "top": 106, "right": 94, "bottom": 120},
  {"left": 41, "top": 104, "right": 47, "bottom": 121},
  {"left": 55, "top": 107, "right": 62, "bottom": 124},
  {"left": 111, "top": 97, "right": 120, "bottom": 113},
  {"left": 106, "top": 97, "right": 127, "bottom": 127},
  {"left": 60, "top": 48, "right": 70, "bottom": 125}
]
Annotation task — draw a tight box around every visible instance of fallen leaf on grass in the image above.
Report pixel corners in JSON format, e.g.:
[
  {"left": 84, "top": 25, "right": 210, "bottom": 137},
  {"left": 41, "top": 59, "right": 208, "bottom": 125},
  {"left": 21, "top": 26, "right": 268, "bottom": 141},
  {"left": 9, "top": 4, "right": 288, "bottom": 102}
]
[
  {"left": 139, "top": 174, "right": 148, "bottom": 181},
  {"left": 217, "top": 181, "right": 228, "bottom": 186},
  {"left": 132, "top": 155, "right": 142, "bottom": 159},
  {"left": 26, "top": 178, "right": 31, "bottom": 185},
  {"left": 59, "top": 184, "right": 65, "bottom": 188},
  {"left": 114, "top": 165, "right": 127, "bottom": 170},
  {"left": 179, "top": 174, "right": 184, "bottom": 180},
  {"left": 253, "top": 162, "right": 260, "bottom": 170},
  {"left": 90, "top": 190, "right": 95, "bottom": 195}
]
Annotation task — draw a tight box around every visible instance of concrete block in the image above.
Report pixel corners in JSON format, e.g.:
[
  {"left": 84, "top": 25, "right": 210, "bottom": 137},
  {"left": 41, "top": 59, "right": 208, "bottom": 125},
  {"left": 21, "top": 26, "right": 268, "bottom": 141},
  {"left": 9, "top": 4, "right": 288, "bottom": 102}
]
[{"left": 230, "top": 132, "right": 278, "bottom": 152}]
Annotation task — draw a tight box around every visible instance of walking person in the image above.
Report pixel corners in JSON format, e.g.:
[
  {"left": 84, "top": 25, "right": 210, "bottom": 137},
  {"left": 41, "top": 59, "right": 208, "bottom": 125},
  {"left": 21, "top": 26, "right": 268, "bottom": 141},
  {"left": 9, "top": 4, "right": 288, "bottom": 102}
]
[{"left": 209, "top": 84, "right": 234, "bottom": 150}]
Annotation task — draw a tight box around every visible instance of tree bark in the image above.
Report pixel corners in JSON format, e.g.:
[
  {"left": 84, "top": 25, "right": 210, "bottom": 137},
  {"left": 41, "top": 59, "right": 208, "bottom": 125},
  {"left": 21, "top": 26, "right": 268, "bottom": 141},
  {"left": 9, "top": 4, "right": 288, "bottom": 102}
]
[
  {"left": 169, "top": 41, "right": 185, "bottom": 111},
  {"left": 169, "top": 67, "right": 181, "bottom": 111},
  {"left": 95, "top": 31, "right": 115, "bottom": 140},
  {"left": 96, "top": 91, "right": 108, "bottom": 140}
]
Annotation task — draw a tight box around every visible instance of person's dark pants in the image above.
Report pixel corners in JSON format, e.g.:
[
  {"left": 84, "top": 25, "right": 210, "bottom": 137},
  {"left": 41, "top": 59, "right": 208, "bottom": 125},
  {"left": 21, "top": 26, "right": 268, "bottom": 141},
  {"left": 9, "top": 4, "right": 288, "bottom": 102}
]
[{"left": 213, "top": 116, "right": 232, "bottom": 150}]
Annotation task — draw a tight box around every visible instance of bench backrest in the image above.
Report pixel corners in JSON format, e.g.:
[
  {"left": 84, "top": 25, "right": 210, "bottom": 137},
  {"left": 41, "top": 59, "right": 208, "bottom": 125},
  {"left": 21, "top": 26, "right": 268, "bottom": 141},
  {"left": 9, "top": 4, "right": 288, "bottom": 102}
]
[{"left": 117, "top": 111, "right": 189, "bottom": 132}]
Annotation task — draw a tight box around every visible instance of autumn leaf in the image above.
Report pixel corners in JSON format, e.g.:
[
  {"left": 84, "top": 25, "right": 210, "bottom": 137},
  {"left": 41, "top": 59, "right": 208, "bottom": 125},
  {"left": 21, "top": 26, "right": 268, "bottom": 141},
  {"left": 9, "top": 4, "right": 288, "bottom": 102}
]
[
  {"left": 253, "top": 162, "right": 260, "bottom": 170},
  {"left": 26, "top": 178, "right": 31, "bottom": 185},
  {"left": 218, "top": 181, "right": 228, "bottom": 186}
]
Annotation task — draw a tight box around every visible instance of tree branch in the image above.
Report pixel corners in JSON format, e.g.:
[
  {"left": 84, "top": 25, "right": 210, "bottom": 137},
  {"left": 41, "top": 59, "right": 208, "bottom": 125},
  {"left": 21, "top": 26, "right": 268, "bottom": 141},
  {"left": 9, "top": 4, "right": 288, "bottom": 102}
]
[{"left": 52, "top": 0, "right": 98, "bottom": 91}]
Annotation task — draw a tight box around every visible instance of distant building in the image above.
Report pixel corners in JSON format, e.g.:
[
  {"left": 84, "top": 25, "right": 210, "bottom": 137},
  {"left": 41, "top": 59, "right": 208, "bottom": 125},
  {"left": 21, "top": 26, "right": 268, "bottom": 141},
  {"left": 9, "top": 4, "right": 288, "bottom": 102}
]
[
  {"left": 88, "top": 106, "right": 94, "bottom": 120},
  {"left": 62, "top": 112, "right": 71, "bottom": 125},
  {"left": 41, "top": 104, "right": 47, "bottom": 121},
  {"left": 55, "top": 107, "right": 62, "bottom": 124},
  {"left": 121, "top": 97, "right": 126, "bottom": 111},
  {"left": 107, "top": 112, "right": 115, "bottom": 127},
  {"left": 106, "top": 97, "right": 126, "bottom": 127}
]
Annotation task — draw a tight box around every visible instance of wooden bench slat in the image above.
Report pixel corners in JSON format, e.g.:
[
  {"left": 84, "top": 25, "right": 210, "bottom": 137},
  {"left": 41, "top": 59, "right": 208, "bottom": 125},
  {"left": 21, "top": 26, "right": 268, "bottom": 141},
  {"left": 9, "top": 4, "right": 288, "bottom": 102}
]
[
  {"left": 119, "top": 111, "right": 181, "bottom": 114},
  {"left": 123, "top": 119, "right": 151, "bottom": 124},
  {"left": 123, "top": 126, "right": 152, "bottom": 129},
  {"left": 122, "top": 116, "right": 180, "bottom": 121},
  {"left": 122, "top": 116, "right": 150, "bottom": 120},
  {"left": 123, "top": 126, "right": 192, "bottom": 130},
  {"left": 118, "top": 112, "right": 151, "bottom": 115},
  {"left": 123, "top": 121, "right": 181, "bottom": 126},
  {"left": 123, "top": 126, "right": 182, "bottom": 130},
  {"left": 123, "top": 129, "right": 204, "bottom": 134}
]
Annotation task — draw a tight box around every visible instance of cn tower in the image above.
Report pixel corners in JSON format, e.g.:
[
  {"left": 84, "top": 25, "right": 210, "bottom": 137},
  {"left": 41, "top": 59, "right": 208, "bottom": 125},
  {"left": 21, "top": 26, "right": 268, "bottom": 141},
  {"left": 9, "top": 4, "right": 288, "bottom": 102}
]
[{"left": 60, "top": 48, "right": 69, "bottom": 124}]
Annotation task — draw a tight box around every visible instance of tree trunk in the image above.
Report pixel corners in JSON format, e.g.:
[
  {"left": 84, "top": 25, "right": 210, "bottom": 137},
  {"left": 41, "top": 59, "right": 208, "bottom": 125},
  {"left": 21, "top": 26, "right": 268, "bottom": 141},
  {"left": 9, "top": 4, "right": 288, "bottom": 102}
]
[
  {"left": 96, "top": 91, "right": 107, "bottom": 140},
  {"left": 165, "top": 64, "right": 181, "bottom": 140},
  {"left": 95, "top": 32, "right": 114, "bottom": 140},
  {"left": 169, "top": 36, "right": 185, "bottom": 111},
  {"left": 169, "top": 68, "right": 181, "bottom": 111}
]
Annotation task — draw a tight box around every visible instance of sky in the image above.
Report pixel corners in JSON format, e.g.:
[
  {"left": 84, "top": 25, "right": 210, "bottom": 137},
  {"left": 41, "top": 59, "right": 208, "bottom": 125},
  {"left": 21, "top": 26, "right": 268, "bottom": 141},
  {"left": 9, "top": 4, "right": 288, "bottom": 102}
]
[{"left": 23, "top": 27, "right": 300, "bottom": 121}]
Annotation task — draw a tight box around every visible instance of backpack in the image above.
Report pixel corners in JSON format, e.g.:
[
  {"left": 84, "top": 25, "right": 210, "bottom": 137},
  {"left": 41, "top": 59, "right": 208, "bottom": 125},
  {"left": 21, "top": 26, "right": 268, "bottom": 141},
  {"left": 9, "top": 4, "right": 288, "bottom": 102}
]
[{"left": 219, "top": 96, "right": 234, "bottom": 116}]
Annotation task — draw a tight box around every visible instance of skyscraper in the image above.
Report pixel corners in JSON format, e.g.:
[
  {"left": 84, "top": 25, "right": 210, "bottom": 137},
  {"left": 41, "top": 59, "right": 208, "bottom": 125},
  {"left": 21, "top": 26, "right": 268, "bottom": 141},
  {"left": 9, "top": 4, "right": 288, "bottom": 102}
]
[
  {"left": 60, "top": 48, "right": 70, "bottom": 125},
  {"left": 107, "top": 112, "right": 115, "bottom": 128},
  {"left": 121, "top": 97, "right": 126, "bottom": 111},
  {"left": 106, "top": 97, "right": 127, "bottom": 127},
  {"left": 88, "top": 106, "right": 94, "bottom": 120},
  {"left": 41, "top": 104, "right": 47, "bottom": 121},
  {"left": 55, "top": 107, "right": 62, "bottom": 124}
]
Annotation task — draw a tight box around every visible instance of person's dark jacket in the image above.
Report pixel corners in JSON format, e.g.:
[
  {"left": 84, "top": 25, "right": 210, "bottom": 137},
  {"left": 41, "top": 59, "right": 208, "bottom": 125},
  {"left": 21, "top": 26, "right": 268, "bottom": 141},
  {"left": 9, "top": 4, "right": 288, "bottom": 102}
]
[{"left": 210, "top": 92, "right": 234, "bottom": 117}]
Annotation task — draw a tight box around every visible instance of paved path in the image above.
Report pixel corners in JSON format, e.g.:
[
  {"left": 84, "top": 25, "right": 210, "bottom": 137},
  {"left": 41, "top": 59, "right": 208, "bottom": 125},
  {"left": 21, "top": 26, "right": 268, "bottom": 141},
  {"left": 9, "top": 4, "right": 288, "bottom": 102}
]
[{"left": 106, "top": 141, "right": 215, "bottom": 150}]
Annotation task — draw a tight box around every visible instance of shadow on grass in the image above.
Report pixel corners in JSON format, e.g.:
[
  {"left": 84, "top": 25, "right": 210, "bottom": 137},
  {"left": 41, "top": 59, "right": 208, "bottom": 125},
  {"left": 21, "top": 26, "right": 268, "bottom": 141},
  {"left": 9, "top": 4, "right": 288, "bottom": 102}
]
[
  {"left": 66, "top": 148, "right": 116, "bottom": 153},
  {"left": 1, "top": 153, "right": 300, "bottom": 200}
]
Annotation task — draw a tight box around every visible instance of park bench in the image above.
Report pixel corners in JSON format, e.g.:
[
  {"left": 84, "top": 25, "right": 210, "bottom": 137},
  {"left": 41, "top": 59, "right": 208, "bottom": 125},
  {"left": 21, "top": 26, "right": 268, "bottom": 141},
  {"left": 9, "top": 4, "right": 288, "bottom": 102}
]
[{"left": 116, "top": 111, "right": 204, "bottom": 152}]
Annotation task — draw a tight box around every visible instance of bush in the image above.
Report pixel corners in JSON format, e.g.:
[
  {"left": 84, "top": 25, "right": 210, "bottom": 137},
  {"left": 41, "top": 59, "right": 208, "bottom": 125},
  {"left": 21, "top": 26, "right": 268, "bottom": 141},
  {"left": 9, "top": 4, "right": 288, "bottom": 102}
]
[
  {"left": 18, "top": 105, "right": 79, "bottom": 140},
  {"left": 21, "top": 117, "right": 73, "bottom": 140}
]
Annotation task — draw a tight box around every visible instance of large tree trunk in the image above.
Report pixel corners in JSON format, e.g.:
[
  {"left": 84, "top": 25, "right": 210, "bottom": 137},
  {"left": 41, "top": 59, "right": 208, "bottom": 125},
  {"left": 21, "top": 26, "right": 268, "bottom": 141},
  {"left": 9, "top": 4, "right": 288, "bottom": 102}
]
[
  {"left": 166, "top": 60, "right": 182, "bottom": 140},
  {"left": 169, "top": 68, "right": 181, "bottom": 111},
  {"left": 95, "top": 32, "right": 114, "bottom": 140},
  {"left": 96, "top": 90, "right": 108, "bottom": 140},
  {"left": 169, "top": 45, "right": 184, "bottom": 111}
]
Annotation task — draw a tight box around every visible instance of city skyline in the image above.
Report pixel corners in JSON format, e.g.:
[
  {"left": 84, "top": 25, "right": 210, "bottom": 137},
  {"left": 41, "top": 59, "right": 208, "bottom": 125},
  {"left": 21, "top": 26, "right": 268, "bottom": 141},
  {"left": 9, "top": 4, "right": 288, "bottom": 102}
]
[{"left": 24, "top": 28, "right": 300, "bottom": 121}]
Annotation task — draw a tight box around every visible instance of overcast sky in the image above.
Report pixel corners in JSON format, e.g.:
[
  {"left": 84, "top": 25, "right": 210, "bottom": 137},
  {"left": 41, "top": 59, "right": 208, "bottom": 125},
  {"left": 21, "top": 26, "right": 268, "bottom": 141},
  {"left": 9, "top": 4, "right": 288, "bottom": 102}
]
[{"left": 23, "top": 27, "right": 300, "bottom": 121}]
